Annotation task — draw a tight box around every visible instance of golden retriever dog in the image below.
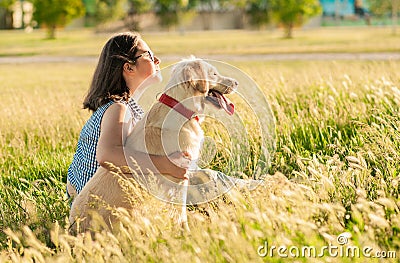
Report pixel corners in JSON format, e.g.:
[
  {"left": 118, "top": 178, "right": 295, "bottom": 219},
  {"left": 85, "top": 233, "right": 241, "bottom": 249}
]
[{"left": 69, "top": 57, "right": 238, "bottom": 233}]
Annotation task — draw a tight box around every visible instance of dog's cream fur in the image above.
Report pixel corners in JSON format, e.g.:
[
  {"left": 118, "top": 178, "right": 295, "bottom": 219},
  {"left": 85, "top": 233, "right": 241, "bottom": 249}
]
[{"left": 69, "top": 58, "right": 237, "bottom": 232}]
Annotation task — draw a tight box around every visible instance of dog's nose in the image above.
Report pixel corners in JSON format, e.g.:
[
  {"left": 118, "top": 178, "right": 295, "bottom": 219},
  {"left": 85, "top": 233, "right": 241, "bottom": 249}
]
[{"left": 231, "top": 79, "right": 239, "bottom": 89}]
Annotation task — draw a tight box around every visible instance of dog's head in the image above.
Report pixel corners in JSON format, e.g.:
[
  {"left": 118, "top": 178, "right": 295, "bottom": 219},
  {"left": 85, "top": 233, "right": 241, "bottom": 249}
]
[{"left": 165, "top": 57, "right": 238, "bottom": 115}]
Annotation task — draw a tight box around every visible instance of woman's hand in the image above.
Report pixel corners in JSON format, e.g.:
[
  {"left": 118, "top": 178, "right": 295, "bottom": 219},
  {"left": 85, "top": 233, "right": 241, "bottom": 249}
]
[
  {"left": 168, "top": 151, "right": 192, "bottom": 169},
  {"left": 124, "top": 148, "right": 193, "bottom": 180},
  {"left": 149, "top": 151, "right": 192, "bottom": 180}
]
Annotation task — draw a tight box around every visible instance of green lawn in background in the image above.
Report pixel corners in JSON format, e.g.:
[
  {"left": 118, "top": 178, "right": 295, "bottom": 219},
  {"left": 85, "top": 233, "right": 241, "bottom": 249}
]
[{"left": 0, "top": 26, "right": 399, "bottom": 58}]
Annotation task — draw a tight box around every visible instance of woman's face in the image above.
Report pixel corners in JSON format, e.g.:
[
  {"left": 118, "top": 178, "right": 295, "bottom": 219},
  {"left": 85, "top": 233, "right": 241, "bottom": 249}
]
[{"left": 133, "top": 39, "right": 161, "bottom": 83}]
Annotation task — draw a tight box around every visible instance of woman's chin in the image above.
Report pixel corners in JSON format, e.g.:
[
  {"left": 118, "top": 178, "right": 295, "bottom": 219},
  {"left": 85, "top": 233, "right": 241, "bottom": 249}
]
[
  {"left": 146, "top": 71, "right": 163, "bottom": 84},
  {"left": 133, "top": 72, "right": 162, "bottom": 99},
  {"left": 154, "top": 70, "right": 163, "bottom": 82}
]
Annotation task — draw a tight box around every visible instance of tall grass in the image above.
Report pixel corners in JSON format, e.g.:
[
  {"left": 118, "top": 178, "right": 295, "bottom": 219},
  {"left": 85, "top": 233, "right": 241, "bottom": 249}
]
[{"left": 1, "top": 60, "right": 399, "bottom": 262}]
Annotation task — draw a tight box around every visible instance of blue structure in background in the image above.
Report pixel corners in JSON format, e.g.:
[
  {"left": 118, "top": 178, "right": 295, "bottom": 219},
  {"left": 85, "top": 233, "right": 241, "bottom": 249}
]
[{"left": 320, "top": 0, "right": 355, "bottom": 17}]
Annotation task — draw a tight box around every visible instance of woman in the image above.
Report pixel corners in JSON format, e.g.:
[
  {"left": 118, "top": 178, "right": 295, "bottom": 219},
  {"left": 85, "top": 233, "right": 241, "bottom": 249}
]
[{"left": 67, "top": 32, "right": 189, "bottom": 199}]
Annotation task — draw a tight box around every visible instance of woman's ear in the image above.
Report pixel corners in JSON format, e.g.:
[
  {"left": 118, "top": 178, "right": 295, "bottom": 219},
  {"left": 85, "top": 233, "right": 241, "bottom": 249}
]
[{"left": 123, "top": 62, "right": 135, "bottom": 73}]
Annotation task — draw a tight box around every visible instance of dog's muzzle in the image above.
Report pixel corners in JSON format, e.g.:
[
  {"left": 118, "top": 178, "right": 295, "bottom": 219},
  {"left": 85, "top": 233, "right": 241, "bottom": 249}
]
[{"left": 206, "top": 89, "right": 235, "bottom": 115}]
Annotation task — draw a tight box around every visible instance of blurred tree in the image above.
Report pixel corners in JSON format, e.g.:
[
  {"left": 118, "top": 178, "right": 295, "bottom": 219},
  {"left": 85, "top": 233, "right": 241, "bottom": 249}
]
[
  {"left": 93, "top": 0, "right": 127, "bottom": 26},
  {"left": 246, "top": 0, "right": 270, "bottom": 29},
  {"left": 0, "top": 0, "right": 16, "bottom": 29},
  {"left": 354, "top": 0, "right": 371, "bottom": 25},
  {"left": 154, "top": 0, "right": 197, "bottom": 31},
  {"left": 0, "top": 0, "right": 16, "bottom": 9},
  {"left": 125, "top": 0, "right": 153, "bottom": 30},
  {"left": 368, "top": 0, "right": 399, "bottom": 34},
  {"left": 269, "top": 0, "right": 321, "bottom": 38},
  {"left": 368, "top": 0, "right": 391, "bottom": 17},
  {"left": 81, "top": 0, "right": 127, "bottom": 28},
  {"left": 82, "top": 0, "right": 96, "bottom": 26},
  {"left": 32, "top": 0, "right": 85, "bottom": 38}
]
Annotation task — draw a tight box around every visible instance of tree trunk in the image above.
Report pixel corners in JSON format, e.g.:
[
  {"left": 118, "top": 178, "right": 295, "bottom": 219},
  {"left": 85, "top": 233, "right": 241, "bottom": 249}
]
[
  {"left": 0, "top": 9, "right": 14, "bottom": 29},
  {"left": 20, "top": 0, "right": 25, "bottom": 29},
  {"left": 47, "top": 25, "right": 56, "bottom": 39},
  {"left": 285, "top": 23, "right": 293, "bottom": 38}
]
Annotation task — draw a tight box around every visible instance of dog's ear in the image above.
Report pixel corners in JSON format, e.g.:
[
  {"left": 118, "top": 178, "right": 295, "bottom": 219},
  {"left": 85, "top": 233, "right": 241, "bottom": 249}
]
[{"left": 183, "top": 62, "right": 209, "bottom": 94}]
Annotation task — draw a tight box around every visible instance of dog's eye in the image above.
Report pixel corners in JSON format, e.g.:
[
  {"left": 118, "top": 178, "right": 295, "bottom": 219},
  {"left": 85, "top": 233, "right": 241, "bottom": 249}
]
[{"left": 213, "top": 72, "right": 217, "bottom": 76}]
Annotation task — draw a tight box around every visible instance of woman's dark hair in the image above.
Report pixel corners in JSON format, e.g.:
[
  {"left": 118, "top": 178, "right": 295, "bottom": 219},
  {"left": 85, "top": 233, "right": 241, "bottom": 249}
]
[{"left": 83, "top": 32, "right": 141, "bottom": 111}]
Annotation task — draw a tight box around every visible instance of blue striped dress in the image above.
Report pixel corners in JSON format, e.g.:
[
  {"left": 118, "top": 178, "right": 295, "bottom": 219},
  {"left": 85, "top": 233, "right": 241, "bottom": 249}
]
[{"left": 67, "top": 98, "right": 144, "bottom": 194}]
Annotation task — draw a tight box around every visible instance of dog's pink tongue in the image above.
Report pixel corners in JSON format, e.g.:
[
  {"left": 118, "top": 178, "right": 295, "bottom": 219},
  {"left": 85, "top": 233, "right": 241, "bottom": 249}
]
[{"left": 211, "top": 90, "right": 234, "bottom": 115}]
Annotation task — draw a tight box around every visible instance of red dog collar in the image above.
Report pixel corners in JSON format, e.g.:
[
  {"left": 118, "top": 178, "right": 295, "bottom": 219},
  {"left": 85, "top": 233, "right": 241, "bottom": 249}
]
[{"left": 159, "top": 93, "right": 200, "bottom": 122}]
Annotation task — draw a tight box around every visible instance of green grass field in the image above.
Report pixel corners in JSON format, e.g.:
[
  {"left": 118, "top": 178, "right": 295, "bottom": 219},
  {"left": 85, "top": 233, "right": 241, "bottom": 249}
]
[
  {"left": 0, "top": 28, "right": 399, "bottom": 262},
  {"left": 0, "top": 26, "right": 399, "bottom": 57}
]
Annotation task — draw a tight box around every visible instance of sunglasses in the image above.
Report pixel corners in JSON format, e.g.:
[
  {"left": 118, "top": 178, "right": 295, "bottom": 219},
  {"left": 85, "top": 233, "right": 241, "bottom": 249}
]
[{"left": 132, "top": 50, "right": 155, "bottom": 62}]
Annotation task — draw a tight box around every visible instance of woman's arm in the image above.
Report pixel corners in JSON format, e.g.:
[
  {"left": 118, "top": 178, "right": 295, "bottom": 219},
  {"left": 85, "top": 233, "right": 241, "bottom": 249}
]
[
  {"left": 96, "top": 103, "right": 128, "bottom": 167},
  {"left": 97, "top": 103, "right": 189, "bottom": 178}
]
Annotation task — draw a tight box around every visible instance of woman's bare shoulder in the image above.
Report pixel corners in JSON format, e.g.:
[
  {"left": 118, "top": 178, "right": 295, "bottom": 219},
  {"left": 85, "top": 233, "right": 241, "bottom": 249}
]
[{"left": 102, "top": 102, "right": 128, "bottom": 124}]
